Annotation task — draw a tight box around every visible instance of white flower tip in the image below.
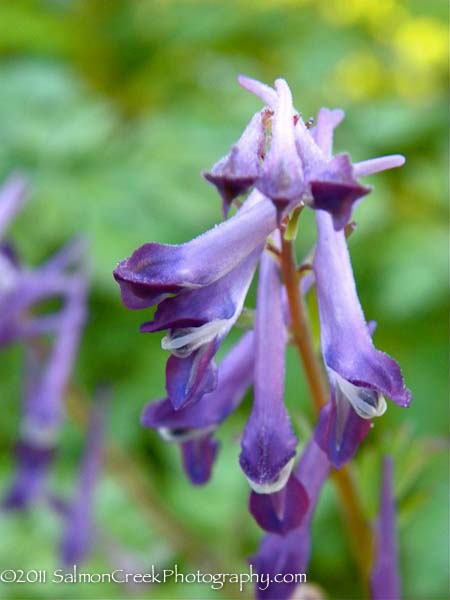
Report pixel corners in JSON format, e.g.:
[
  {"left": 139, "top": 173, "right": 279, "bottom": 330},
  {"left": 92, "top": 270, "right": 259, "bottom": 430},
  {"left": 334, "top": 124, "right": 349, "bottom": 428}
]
[
  {"left": 158, "top": 425, "right": 215, "bottom": 443},
  {"left": 246, "top": 456, "right": 295, "bottom": 494},
  {"left": 161, "top": 319, "right": 229, "bottom": 358}
]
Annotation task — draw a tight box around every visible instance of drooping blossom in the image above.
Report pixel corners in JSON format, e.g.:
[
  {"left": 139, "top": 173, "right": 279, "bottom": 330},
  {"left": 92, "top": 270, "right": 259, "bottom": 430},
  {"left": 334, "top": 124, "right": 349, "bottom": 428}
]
[
  {"left": 311, "top": 109, "right": 411, "bottom": 468},
  {"left": 239, "top": 248, "right": 298, "bottom": 493},
  {"left": 250, "top": 439, "right": 330, "bottom": 600},
  {"left": 115, "top": 193, "right": 276, "bottom": 409},
  {"left": 141, "top": 331, "right": 254, "bottom": 484},
  {"left": 371, "top": 456, "right": 402, "bottom": 600},
  {"left": 203, "top": 110, "right": 267, "bottom": 217}
]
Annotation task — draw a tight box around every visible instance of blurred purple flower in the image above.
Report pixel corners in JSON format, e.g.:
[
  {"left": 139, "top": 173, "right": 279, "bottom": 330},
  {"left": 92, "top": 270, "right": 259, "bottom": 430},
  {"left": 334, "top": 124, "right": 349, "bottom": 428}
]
[
  {"left": 1, "top": 176, "right": 88, "bottom": 509},
  {"left": 60, "top": 392, "right": 107, "bottom": 566},
  {"left": 371, "top": 457, "right": 402, "bottom": 600}
]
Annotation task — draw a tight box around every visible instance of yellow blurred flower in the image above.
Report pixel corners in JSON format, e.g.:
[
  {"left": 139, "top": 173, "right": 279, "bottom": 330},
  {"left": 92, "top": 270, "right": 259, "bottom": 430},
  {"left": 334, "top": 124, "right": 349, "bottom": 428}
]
[
  {"left": 331, "top": 52, "right": 385, "bottom": 101},
  {"left": 393, "top": 17, "right": 448, "bottom": 69}
]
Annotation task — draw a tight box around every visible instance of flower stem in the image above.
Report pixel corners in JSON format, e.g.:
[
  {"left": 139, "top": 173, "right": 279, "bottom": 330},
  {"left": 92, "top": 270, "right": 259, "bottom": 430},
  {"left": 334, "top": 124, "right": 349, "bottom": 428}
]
[{"left": 280, "top": 234, "right": 373, "bottom": 585}]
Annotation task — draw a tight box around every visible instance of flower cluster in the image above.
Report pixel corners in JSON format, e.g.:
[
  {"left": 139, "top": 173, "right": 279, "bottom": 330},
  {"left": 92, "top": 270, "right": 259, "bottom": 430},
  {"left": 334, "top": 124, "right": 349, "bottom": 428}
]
[
  {"left": 114, "top": 76, "right": 410, "bottom": 597},
  {"left": 0, "top": 175, "right": 88, "bottom": 511}
]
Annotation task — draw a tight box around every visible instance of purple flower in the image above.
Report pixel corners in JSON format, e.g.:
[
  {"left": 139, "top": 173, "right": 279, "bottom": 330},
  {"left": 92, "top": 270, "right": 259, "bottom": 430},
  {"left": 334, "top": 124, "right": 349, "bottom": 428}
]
[
  {"left": 238, "top": 76, "right": 405, "bottom": 230},
  {"left": 255, "top": 79, "right": 304, "bottom": 217},
  {"left": 371, "top": 457, "right": 401, "bottom": 600},
  {"left": 203, "top": 110, "right": 267, "bottom": 217},
  {"left": 311, "top": 111, "right": 411, "bottom": 467},
  {"left": 249, "top": 473, "right": 309, "bottom": 535},
  {"left": 1, "top": 177, "right": 88, "bottom": 509},
  {"left": 141, "top": 331, "right": 253, "bottom": 484},
  {"left": 142, "top": 244, "right": 261, "bottom": 409},
  {"left": 115, "top": 195, "right": 276, "bottom": 409},
  {"left": 239, "top": 248, "right": 298, "bottom": 493},
  {"left": 250, "top": 439, "right": 330, "bottom": 600},
  {"left": 60, "top": 393, "right": 107, "bottom": 566},
  {"left": 113, "top": 191, "right": 276, "bottom": 310}
]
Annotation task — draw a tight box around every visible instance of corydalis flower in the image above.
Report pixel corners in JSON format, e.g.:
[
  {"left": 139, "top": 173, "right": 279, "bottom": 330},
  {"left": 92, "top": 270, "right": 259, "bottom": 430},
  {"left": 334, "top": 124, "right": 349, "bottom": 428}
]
[
  {"left": 1, "top": 177, "right": 87, "bottom": 508},
  {"left": 141, "top": 331, "right": 253, "bottom": 484},
  {"left": 239, "top": 249, "right": 297, "bottom": 493},
  {"left": 250, "top": 439, "right": 330, "bottom": 600},
  {"left": 312, "top": 111, "right": 411, "bottom": 467},
  {"left": 238, "top": 76, "right": 405, "bottom": 230},
  {"left": 115, "top": 194, "right": 276, "bottom": 409},
  {"left": 203, "top": 110, "right": 267, "bottom": 217},
  {"left": 114, "top": 191, "right": 276, "bottom": 309},
  {"left": 256, "top": 79, "right": 304, "bottom": 217},
  {"left": 3, "top": 270, "right": 87, "bottom": 509},
  {"left": 142, "top": 244, "right": 261, "bottom": 409},
  {"left": 371, "top": 457, "right": 401, "bottom": 600}
]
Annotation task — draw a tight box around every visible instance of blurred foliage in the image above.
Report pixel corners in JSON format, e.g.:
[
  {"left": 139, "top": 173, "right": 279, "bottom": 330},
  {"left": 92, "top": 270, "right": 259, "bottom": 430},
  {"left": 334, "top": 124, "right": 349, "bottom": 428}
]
[{"left": 0, "top": 1, "right": 448, "bottom": 599}]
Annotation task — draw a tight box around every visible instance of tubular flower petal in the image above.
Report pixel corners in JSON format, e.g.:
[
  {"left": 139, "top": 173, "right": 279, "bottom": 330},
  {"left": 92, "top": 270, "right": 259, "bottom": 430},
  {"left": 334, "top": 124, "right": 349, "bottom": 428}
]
[
  {"left": 113, "top": 191, "right": 276, "bottom": 309},
  {"left": 180, "top": 436, "right": 219, "bottom": 486},
  {"left": 240, "top": 249, "right": 297, "bottom": 493},
  {"left": 150, "top": 244, "right": 261, "bottom": 409},
  {"left": 141, "top": 332, "right": 254, "bottom": 484},
  {"left": 313, "top": 209, "right": 411, "bottom": 447},
  {"left": 250, "top": 439, "right": 330, "bottom": 600},
  {"left": 256, "top": 79, "right": 305, "bottom": 216},
  {"left": 371, "top": 457, "right": 402, "bottom": 600},
  {"left": 203, "top": 111, "right": 267, "bottom": 217}
]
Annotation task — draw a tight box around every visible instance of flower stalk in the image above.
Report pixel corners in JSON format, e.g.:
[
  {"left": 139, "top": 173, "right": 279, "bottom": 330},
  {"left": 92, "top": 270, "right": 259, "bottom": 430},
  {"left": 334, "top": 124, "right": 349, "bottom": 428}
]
[{"left": 279, "top": 233, "right": 373, "bottom": 586}]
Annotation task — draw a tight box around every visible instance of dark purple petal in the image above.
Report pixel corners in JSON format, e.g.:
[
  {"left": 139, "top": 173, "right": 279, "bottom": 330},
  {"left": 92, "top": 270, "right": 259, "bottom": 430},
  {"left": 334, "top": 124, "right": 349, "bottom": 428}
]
[
  {"left": 250, "top": 439, "right": 329, "bottom": 600},
  {"left": 180, "top": 435, "right": 219, "bottom": 485},
  {"left": 141, "top": 331, "right": 253, "bottom": 432},
  {"left": 141, "top": 246, "right": 261, "bottom": 339},
  {"left": 158, "top": 245, "right": 261, "bottom": 409},
  {"left": 240, "top": 250, "right": 297, "bottom": 492},
  {"left": 314, "top": 399, "right": 371, "bottom": 469},
  {"left": 371, "top": 457, "right": 401, "bottom": 600},
  {"left": 165, "top": 343, "right": 218, "bottom": 410},
  {"left": 203, "top": 111, "right": 266, "bottom": 216},
  {"left": 249, "top": 474, "right": 309, "bottom": 535},
  {"left": 113, "top": 192, "right": 276, "bottom": 309},
  {"left": 314, "top": 209, "right": 412, "bottom": 414}
]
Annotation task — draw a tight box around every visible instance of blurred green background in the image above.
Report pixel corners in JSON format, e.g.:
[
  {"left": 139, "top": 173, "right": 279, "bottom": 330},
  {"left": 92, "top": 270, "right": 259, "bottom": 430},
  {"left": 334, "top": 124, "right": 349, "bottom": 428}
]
[{"left": 0, "top": 1, "right": 448, "bottom": 599}]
